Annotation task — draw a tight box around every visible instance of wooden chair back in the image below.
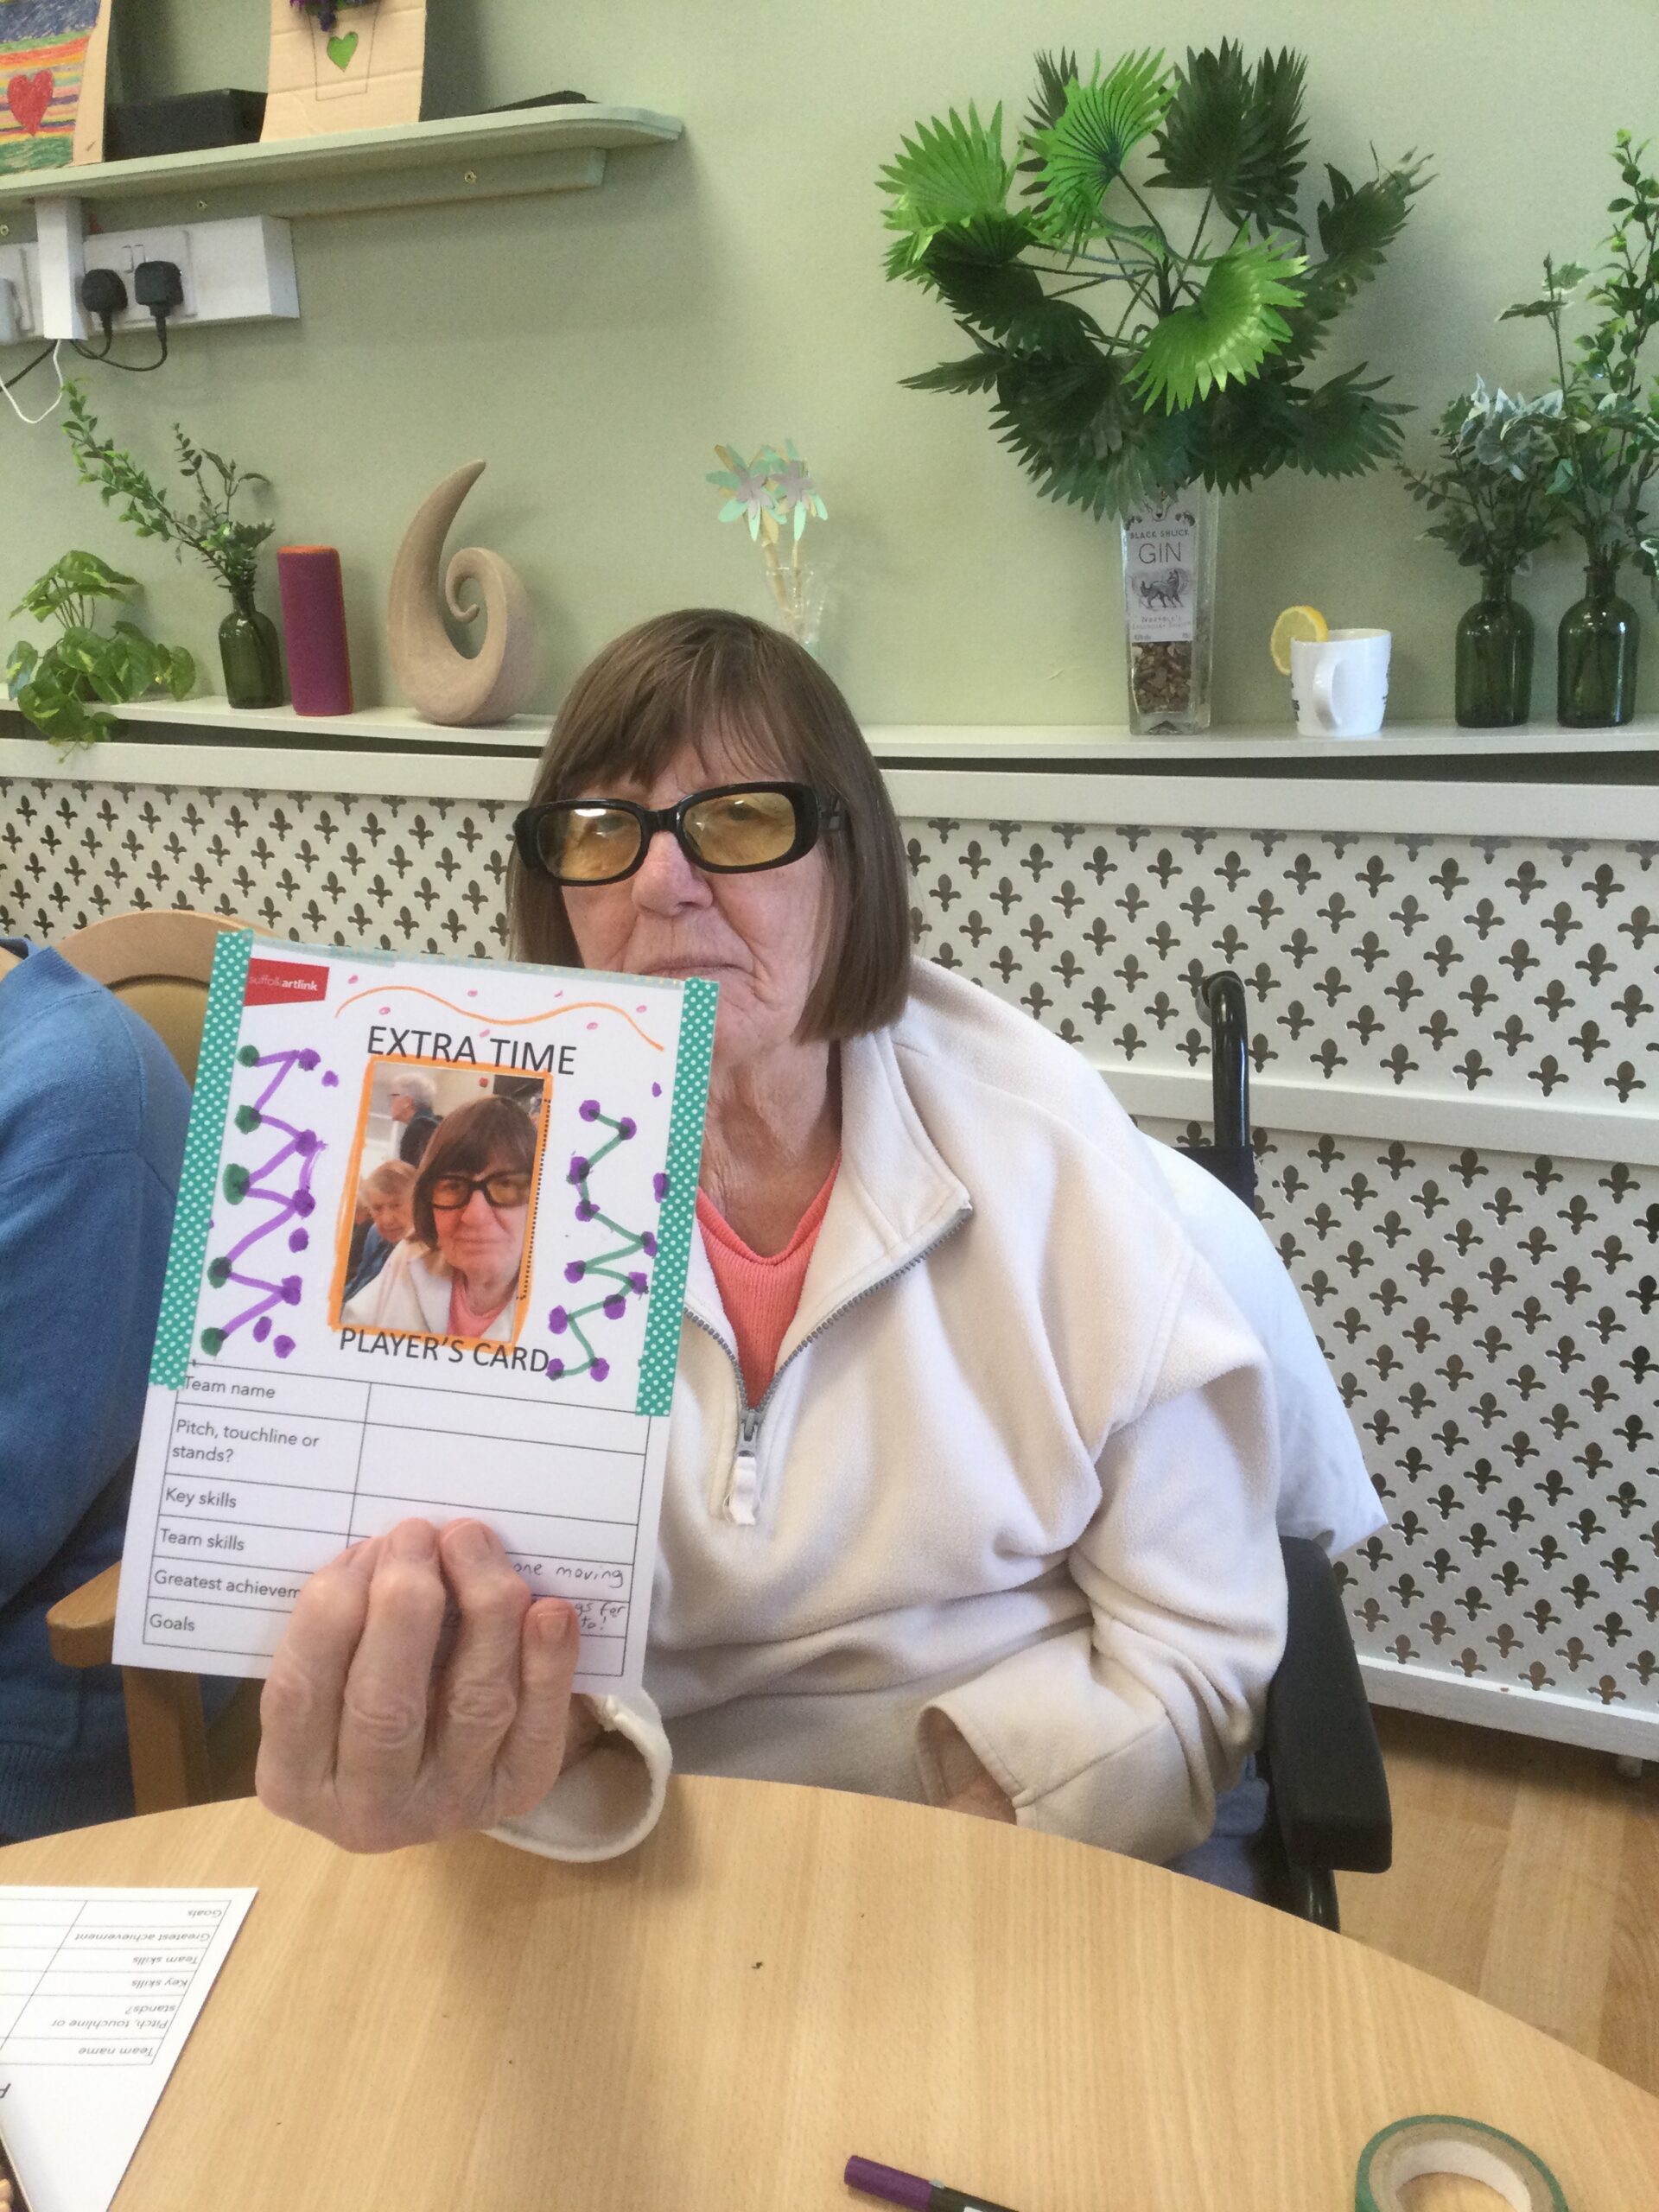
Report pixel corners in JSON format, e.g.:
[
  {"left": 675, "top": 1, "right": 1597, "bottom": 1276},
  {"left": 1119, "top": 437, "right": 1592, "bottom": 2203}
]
[
  {"left": 55, "top": 908, "right": 244, "bottom": 1084},
  {"left": 47, "top": 909, "right": 261, "bottom": 1813}
]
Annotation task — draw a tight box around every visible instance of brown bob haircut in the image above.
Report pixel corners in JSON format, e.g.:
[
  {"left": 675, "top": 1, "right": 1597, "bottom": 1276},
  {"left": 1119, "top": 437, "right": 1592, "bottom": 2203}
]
[
  {"left": 506, "top": 609, "right": 911, "bottom": 1042},
  {"left": 410, "top": 1094, "right": 537, "bottom": 1251}
]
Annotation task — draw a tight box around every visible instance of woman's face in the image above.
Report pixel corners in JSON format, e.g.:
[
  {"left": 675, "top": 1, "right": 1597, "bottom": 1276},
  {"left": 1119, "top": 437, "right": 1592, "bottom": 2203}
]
[
  {"left": 560, "top": 735, "right": 831, "bottom": 1073},
  {"left": 430, "top": 1150, "right": 529, "bottom": 1286},
  {"left": 366, "top": 1186, "right": 412, "bottom": 1243}
]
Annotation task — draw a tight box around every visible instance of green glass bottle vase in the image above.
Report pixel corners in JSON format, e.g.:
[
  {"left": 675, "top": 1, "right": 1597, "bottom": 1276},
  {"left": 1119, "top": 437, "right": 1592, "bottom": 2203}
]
[
  {"left": 1455, "top": 573, "right": 1534, "bottom": 728},
  {"left": 219, "top": 585, "right": 284, "bottom": 709},
  {"left": 1557, "top": 556, "right": 1638, "bottom": 728}
]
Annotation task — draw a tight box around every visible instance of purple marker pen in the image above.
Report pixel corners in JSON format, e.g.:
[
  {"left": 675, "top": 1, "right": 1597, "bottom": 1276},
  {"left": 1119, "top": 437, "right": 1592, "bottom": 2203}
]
[{"left": 845, "top": 2153, "right": 1020, "bottom": 2212}]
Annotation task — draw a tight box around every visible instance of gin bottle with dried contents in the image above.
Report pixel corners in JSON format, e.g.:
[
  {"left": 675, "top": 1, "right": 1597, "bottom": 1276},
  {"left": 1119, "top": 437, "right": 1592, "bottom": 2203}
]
[{"left": 1121, "top": 486, "right": 1218, "bottom": 735}]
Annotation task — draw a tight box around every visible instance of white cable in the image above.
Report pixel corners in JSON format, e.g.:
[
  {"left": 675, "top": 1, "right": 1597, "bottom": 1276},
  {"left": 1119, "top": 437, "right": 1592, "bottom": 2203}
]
[{"left": 2, "top": 340, "right": 67, "bottom": 427}]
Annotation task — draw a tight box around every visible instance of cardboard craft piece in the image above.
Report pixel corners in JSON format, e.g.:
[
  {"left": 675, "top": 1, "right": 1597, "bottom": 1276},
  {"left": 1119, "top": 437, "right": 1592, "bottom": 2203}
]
[
  {"left": 261, "top": 0, "right": 426, "bottom": 143},
  {"left": 0, "top": 0, "right": 111, "bottom": 175}
]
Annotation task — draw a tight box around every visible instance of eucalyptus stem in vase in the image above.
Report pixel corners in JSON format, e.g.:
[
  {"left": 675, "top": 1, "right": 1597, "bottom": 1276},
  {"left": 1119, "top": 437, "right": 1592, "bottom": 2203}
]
[
  {"left": 60, "top": 380, "right": 283, "bottom": 709},
  {"left": 1502, "top": 132, "right": 1659, "bottom": 728},
  {"left": 1400, "top": 380, "right": 1561, "bottom": 725},
  {"left": 880, "top": 42, "right": 1424, "bottom": 732}
]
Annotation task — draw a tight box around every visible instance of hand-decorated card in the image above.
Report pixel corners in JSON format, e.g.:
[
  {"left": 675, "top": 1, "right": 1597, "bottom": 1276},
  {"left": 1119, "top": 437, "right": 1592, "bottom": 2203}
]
[{"left": 113, "top": 932, "right": 715, "bottom": 1691}]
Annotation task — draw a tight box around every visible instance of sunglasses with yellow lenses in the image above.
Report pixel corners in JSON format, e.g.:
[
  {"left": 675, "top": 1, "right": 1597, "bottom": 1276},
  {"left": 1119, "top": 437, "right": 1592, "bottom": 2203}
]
[
  {"left": 429, "top": 1171, "right": 533, "bottom": 1211},
  {"left": 513, "top": 782, "right": 844, "bottom": 887}
]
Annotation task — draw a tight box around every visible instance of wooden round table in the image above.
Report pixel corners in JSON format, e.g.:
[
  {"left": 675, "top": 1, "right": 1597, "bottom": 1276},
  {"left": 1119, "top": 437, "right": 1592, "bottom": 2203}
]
[{"left": 3, "top": 1777, "right": 1655, "bottom": 2210}]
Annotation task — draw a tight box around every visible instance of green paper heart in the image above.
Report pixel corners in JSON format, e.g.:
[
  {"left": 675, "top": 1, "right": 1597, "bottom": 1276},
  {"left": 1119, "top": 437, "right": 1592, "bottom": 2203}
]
[{"left": 327, "top": 29, "right": 359, "bottom": 70}]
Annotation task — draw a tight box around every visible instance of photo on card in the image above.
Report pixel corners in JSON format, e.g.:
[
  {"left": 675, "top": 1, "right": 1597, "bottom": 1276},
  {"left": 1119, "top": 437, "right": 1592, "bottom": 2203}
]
[{"left": 329, "top": 1057, "right": 549, "bottom": 1346}]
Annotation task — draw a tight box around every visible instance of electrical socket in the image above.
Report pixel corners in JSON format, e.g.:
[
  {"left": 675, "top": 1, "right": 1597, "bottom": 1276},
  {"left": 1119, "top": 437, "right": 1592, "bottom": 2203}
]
[
  {"left": 81, "top": 226, "right": 196, "bottom": 327},
  {"left": 67, "top": 216, "right": 296, "bottom": 333},
  {"left": 0, "top": 242, "right": 41, "bottom": 341}
]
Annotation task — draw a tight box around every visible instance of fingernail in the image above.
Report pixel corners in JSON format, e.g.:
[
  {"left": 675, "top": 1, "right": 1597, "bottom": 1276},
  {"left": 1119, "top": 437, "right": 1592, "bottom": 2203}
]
[
  {"left": 391, "top": 1519, "right": 436, "bottom": 1563},
  {"left": 446, "top": 1521, "right": 493, "bottom": 1566},
  {"left": 539, "top": 1601, "right": 576, "bottom": 1649}
]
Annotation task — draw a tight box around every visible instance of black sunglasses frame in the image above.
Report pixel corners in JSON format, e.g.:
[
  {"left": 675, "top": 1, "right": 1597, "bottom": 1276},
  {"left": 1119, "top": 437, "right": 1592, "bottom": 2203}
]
[
  {"left": 427, "top": 1170, "right": 535, "bottom": 1212},
  {"left": 512, "top": 781, "right": 846, "bottom": 887}
]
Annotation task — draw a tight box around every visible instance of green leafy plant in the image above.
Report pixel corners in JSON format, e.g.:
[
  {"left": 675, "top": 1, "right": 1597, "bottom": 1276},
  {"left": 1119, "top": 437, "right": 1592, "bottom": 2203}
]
[
  {"left": 880, "top": 42, "right": 1427, "bottom": 518},
  {"left": 60, "top": 379, "right": 274, "bottom": 600},
  {"left": 1500, "top": 131, "right": 1659, "bottom": 589},
  {"left": 1400, "top": 380, "right": 1564, "bottom": 583},
  {"left": 6, "top": 550, "right": 195, "bottom": 750}
]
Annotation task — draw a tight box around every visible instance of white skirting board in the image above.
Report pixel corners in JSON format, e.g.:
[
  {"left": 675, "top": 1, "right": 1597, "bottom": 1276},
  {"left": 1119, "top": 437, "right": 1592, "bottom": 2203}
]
[{"left": 1362, "top": 1654, "right": 1658, "bottom": 1758}]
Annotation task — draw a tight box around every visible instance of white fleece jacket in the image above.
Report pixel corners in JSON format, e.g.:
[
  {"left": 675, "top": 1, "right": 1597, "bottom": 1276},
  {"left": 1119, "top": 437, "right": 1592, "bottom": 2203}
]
[{"left": 494, "top": 961, "right": 1313, "bottom": 1869}]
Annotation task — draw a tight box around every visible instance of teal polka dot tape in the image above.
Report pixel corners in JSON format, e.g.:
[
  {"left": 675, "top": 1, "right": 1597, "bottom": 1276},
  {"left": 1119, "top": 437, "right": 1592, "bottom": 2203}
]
[
  {"left": 150, "top": 928, "right": 255, "bottom": 1388},
  {"left": 637, "top": 976, "right": 716, "bottom": 1416}
]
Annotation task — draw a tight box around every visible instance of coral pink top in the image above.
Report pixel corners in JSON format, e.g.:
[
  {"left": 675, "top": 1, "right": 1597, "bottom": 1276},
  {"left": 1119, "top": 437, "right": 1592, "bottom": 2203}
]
[
  {"left": 448, "top": 1276, "right": 510, "bottom": 1339},
  {"left": 696, "top": 1157, "right": 840, "bottom": 1405}
]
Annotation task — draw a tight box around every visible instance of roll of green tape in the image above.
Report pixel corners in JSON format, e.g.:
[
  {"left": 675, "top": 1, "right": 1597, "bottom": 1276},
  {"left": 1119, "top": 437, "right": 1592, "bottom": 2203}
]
[{"left": 1356, "top": 2116, "right": 1568, "bottom": 2211}]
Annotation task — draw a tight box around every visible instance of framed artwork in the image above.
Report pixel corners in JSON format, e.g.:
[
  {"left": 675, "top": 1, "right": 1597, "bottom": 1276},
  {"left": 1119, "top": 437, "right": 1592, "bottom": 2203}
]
[
  {"left": 261, "top": 0, "right": 427, "bottom": 143},
  {"left": 0, "top": 0, "right": 112, "bottom": 175}
]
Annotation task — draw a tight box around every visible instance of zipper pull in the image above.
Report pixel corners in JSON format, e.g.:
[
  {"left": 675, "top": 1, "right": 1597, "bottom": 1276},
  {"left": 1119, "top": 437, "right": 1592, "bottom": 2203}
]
[{"left": 724, "top": 1406, "right": 762, "bottom": 1524}]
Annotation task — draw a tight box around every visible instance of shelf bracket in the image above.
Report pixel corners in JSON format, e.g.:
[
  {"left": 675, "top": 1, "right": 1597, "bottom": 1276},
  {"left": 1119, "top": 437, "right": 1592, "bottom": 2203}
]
[{"left": 35, "top": 194, "right": 88, "bottom": 341}]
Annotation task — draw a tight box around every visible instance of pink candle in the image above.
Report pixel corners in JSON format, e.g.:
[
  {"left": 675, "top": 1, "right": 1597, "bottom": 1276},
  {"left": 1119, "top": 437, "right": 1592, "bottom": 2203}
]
[{"left": 276, "top": 545, "right": 354, "bottom": 716}]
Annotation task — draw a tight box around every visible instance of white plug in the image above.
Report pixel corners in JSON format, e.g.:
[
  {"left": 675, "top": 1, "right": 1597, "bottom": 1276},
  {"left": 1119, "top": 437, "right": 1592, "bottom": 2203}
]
[{"left": 0, "top": 277, "right": 20, "bottom": 348}]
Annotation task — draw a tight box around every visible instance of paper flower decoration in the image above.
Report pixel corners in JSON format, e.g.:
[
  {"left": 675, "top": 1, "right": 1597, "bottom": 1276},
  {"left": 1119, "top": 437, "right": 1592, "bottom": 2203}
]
[
  {"left": 707, "top": 442, "right": 830, "bottom": 649},
  {"left": 769, "top": 442, "right": 828, "bottom": 543},
  {"left": 708, "top": 446, "right": 781, "bottom": 542}
]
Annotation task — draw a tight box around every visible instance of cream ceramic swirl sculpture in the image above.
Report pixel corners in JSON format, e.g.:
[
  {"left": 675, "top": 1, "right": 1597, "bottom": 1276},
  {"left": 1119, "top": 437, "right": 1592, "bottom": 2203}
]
[{"left": 386, "top": 461, "right": 540, "bottom": 727}]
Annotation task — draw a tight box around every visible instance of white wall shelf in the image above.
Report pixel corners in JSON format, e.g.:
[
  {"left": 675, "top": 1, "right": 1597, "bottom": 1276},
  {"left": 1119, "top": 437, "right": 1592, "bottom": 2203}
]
[
  {"left": 5, "top": 710, "right": 1659, "bottom": 839},
  {"left": 8, "top": 696, "right": 1659, "bottom": 765},
  {"left": 861, "top": 716, "right": 1659, "bottom": 764},
  {"left": 97, "top": 696, "right": 550, "bottom": 752},
  {"left": 0, "top": 103, "right": 682, "bottom": 233}
]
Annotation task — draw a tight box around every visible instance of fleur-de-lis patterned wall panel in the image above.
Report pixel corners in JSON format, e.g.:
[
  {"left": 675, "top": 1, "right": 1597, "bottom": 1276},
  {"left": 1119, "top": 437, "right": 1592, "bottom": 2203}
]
[{"left": 4, "top": 772, "right": 1656, "bottom": 1752}]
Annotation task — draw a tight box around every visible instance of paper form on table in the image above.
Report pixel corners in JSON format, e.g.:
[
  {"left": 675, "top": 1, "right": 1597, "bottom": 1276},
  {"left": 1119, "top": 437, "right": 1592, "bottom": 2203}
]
[
  {"left": 112, "top": 932, "right": 717, "bottom": 1690},
  {"left": 0, "top": 1888, "right": 255, "bottom": 2212}
]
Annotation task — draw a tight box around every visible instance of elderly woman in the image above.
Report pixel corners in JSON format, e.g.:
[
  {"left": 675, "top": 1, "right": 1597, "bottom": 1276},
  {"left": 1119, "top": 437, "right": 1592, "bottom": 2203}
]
[
  {"left": 387, "top": 1071, "right": 441, "bottom": 1167},
  {"left": 341, "top": 1096, "right": 533, "bottom": 1342},
  {"left": 342, "top": 1158, "right": 418, "bottom": 1303},
  {"left": 259, "top": 610, "right": 1375, "bottom": 1872}
]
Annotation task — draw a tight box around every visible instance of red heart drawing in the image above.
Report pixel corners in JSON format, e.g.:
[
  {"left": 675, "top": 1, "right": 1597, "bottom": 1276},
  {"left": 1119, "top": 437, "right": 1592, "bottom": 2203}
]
[{"left": 7, "top": 70, "right": 54, "bottom": 137}]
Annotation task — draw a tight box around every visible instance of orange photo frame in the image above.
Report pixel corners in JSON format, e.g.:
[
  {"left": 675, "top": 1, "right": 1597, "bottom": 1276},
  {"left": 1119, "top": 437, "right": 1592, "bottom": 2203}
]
[{"left": 327, "top": 1052, "right": 551, "bottom": 1349}]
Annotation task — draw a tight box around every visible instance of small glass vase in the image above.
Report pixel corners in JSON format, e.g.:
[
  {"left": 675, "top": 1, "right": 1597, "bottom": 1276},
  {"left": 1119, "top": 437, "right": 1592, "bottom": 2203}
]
[
  {"left": 1455, "top": 572, "right": 1534, "bottom": 728},
  {"left": 1120, "top": 484, "right": 1218, "bottom": 734},
  {"left": 759, "top": 551, "right": 830, "bottom": 656},
  {"left": 219, "top": 586, "right": 284, "bottom": 709},
  {"left": 1557, "top": 555, "right": 1638, "bottom": 728}
]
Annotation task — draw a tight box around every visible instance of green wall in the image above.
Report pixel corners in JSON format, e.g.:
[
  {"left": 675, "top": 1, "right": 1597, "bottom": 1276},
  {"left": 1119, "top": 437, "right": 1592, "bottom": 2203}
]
[{"left": 3, "top": 1, "right": 1656, "bottom": 728}]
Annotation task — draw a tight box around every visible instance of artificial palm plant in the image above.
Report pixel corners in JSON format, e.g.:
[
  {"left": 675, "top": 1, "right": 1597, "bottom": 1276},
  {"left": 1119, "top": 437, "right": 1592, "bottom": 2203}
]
[{"left": 880, "top": 44, "right": 1425, "bottom": 726}]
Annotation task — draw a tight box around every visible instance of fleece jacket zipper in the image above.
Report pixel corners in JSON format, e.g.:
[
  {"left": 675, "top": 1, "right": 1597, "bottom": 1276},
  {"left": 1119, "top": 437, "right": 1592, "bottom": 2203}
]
[{"left": 685, "top": 1204, "right": 972, "bottom": 1524}]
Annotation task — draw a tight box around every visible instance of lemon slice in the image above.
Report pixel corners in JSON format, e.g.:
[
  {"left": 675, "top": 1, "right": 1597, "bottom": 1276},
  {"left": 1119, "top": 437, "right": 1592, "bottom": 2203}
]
[{"left": 1270, "top": 604, "right": 1329, "bottom": 675}]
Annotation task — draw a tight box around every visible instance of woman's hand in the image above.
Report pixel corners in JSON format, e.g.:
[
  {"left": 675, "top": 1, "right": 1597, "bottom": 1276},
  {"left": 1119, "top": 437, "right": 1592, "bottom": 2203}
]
[
  {"left": 941, "top": 1764, "right": 1017, "bottom": 1822},
  {"left": 919, "top": 1709, "right": 1016, "bottom": 1824},
  {"left": 257, "top": 1517, "right": 581, "bottom": 1853}
]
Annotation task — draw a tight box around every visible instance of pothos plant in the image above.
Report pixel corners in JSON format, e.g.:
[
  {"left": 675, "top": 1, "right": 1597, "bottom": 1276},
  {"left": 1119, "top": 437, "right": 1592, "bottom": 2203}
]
[
  {"left": 60, "top": 379, "right": 274, "bottom": 606},
  {"left": 880, "top": 43, "right": 1427, "bottom": 519},
  {"left": 1499, "top": 131, "right": 1659, "bottom": 594},
  {"left": 6, "top": 550, "right": 195, "bottom": 750}
]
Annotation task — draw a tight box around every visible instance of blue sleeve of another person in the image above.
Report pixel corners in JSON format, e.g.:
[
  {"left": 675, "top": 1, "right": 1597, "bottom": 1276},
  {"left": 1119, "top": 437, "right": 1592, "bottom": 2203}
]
[{"left": 0, "top": 944, "right": 192, "bottom": 1836}]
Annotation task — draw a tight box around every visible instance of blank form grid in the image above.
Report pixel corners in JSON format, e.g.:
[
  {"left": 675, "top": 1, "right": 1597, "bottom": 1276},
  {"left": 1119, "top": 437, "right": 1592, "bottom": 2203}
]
[
  {"left": 142, "top": 1360, "right": 651, "bottom": 1675},
  {"left": 0, "top": 1899, "right": 229, "bottom": 2067}
]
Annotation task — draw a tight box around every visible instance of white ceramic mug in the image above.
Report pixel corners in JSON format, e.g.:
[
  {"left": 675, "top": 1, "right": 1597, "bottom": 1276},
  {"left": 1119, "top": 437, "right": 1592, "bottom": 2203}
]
[{"left": 1289, "top": 627, "right": 1391, "bottom": 738}]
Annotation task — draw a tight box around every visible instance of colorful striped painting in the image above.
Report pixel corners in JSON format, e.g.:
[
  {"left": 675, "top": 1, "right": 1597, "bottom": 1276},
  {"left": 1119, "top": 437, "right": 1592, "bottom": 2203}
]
[{"left": 1, "top": 0, "right": 102, "bottom": 174}]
